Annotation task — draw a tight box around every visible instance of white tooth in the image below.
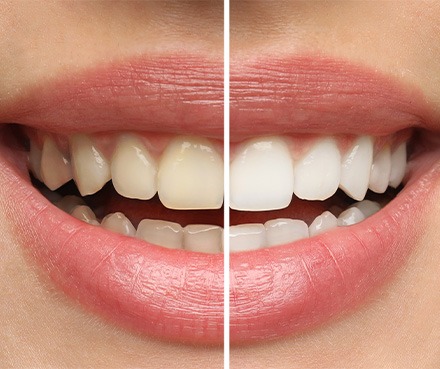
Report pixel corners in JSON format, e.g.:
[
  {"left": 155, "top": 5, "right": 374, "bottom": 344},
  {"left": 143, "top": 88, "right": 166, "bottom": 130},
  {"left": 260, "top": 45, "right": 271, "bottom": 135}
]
[
  {"left": 389, "top": 142, "right": 407, "bottom": 188},
  {"left": 136, "top": 219, "right": 183, "bottom": 249},
  {"left": 101, "top": 212, "right": 136, "bottom": 237},
  {"left": 29, "top": 141, "right": 42, "bottom": 181},
  {"left": 309, "top": 211, "right": 338, "bottom": 237},
  {"left": 354, "top": 200, "right": 381, "bottom": 218},
  {"left": 55, "top": 195, "right": 85, "bottom": 213},
  {"left": 70, "top": 134, "right": 111, "bottom": 196},
  {"left": 230, "top": 137, "right": 294, "bottom": 211},
  {"left": 369, "top": 145, "right": 391, "bottom": 193},
  {"left": 70, "top": 205, "right": 99, "bottom": 225},
  {"left": 183, "top": 224, "right": 222, "bottom": 253},
  {"left": 158, "top": 137, "right": 223, "bottom": 210},
  {"left": 111, "top": 135, "right": 157, "bottom": 200},
  {"left": 229, "top": 224, "right": 266, "bottom": 252},
  {"left": 293, "top": 138, "right": 341, "bottom": 200},
  {"left": 339, "top": 136, "right": 374, "bottom": 201},
  {"left": 265, "top": 218, "right": 309, "bottom": 247},
  {"left": 40, "top": 137, "right": 73, "bottom": 190},
  {"left": 337, "top": 207, "right": 365, "bottom": 227}
]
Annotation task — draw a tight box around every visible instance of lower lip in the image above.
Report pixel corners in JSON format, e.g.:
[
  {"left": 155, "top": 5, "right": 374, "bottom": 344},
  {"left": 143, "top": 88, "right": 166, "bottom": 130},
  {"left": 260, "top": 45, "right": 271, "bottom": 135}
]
[
  {"left": 0, "top": 132, "right": 224, "bottom": 345},
  {"left": 230, "top": 149, "right": 440, "bottom": 344}
]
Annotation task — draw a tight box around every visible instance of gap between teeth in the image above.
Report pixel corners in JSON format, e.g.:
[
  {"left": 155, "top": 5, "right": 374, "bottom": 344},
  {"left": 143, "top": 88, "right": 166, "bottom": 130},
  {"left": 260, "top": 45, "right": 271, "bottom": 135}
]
[
  {"left": 53, "top": 195, "right": 381, "bottom": 254},
  {"left": 28, "top": 132, "right": 407, "bottom": 211}
]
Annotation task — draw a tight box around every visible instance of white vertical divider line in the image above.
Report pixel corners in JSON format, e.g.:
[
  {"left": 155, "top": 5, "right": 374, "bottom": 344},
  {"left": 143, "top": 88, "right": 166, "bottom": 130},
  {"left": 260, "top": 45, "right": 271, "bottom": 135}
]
[{"left": 223, "top": 0, "right": 230, "bottom": 367}]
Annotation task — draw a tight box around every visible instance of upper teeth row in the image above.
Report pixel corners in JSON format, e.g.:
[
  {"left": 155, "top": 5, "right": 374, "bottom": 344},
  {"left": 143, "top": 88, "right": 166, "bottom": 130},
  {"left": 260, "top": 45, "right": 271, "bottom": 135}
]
[{"left": 29, "top": 134, "right": 406, "bottom": 211}]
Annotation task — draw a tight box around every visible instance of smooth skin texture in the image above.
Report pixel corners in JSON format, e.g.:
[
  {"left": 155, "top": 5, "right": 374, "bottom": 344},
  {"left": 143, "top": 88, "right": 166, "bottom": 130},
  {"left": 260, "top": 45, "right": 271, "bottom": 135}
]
[
  {"left": 231, "top": 2, "right": 440, "bottom": 369},
  {"left": 0, "top": 1, "right": 223, "bottom": 368}
]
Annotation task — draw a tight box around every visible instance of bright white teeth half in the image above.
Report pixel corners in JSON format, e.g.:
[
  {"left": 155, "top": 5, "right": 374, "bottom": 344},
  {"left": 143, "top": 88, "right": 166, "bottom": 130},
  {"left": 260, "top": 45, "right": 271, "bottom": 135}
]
[
  {"left": 158, "top": 137, "right": 223, "bottom": 210},
  {"left": 309, "top": 211, "right": 338, "bottom": 236},
  {"left": 265, "top": 219, "right": 309, "bottom": 246},
  {"left": 337, "top": 207, "right": 365, "bottom": 226},
  {"left": 339, "top": 136, "right": 374, "bottom": 201},
  {"left": 111, "top": 134, "right": 157, "bottom": 200},
  {"left": 389, "top": 143, "right": 407, "bottom": 188},
  {"left": 293, "top": 138, "right": 341, "bottom": 200},
  {"left": 101, "top": 212, "right": 136, "bottom": 236},
  {"left": 136, "top": 219, "right": 183, "bottom": 249},
  {"left": 230, "top": 224, "right": 266, "bottom": 252},
  {"left": 40, "top": 137, "right": 72, "bottom": 190},
  {"left": 183, "top": 225, "right": 223, "bottom": 253},
  {"left": 70, "top": 134, "right": 111, "bottom": 196},
  {"left": 230, "top": 137, "right": 294, "bottom": 211},
  {"left": 70, "top": 205, "right": 100, "bottom": 225},
  {"left": 369, "top": 145, "right": 391, "bottom": 193}
]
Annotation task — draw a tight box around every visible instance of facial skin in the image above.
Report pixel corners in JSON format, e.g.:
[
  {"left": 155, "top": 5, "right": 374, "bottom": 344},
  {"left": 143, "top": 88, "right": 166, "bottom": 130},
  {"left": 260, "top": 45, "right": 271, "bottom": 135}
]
[
  {"left": 231, "top": 2, "right": 440, "bottom": 369},
  {"left": 0, "top": 1, "right": 223, "bottom": 368}
]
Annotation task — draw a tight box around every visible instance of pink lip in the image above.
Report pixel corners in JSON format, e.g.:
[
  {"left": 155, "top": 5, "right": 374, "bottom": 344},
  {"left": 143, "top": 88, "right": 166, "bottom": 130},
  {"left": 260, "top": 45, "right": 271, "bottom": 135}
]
[{"left": 229, "top": 56, "right": 440, "bottom": 344}]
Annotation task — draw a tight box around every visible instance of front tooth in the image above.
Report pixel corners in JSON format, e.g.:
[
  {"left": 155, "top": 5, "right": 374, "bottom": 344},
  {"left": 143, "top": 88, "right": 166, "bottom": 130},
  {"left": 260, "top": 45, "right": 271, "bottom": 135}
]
[
  {"left": 157, "top": 137, "right": 223, "bottom": 210},
  {"left": 293, "top": 138, "right": 341, "bottom": 200},
  {"left": 339, "top": 136, "right": 374, "bottom": 201},
  {"left": 183, "top": 225, "right": 222, "bottom": 253},
  {"left": 265, "top": 218, "right": 309, "bottom": 247},
  {"left": 29, "top": 141, "right": 42, "bottom": 181},
  {"left": 70, "top": 134, "right": 111, "bottom": 196},
  {"left": 230, "top": 137, "right": 294, "bottom": 211},
  {"left": 136, "top": 219, "right": 183, "bottom": 249},
  {"left": 369, "top": 145, "right": 391, "bottom": 193},
  {"left": 309, "top": 211, "right": 338, "bottom": 236},
  {"left": 353, "top": 200, "right": 381, "bottom": 218},
  {"left": 111, "top": 135, "right": 157, "bottom": 200},
  {"left": 337, "top": 207, "right": 365, "bottom": 226},
  {"left": 70, "top": 205, "right": 100, "bottom": 225},
  {"left": 389, "top": 142, "right": 407, "bottom": 188},
  {"left": 40, "top": 137, "right": 73, "bottom": 190},
  {"left": 101, "top": 212, "right": 136, "bottom": 236},
  {"left": 230, "top": 224, "right": 266, "bottom": 252}
]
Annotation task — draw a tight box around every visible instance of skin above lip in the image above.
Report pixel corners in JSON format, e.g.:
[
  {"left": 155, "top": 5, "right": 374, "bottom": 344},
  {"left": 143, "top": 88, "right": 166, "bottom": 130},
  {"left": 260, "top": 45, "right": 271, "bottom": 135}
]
[
  {"left": 229, "top": 56, "right": 440, "bottom": 344},
  {"left": 0, "top": 55, "right": 224, "bottom": 345}
]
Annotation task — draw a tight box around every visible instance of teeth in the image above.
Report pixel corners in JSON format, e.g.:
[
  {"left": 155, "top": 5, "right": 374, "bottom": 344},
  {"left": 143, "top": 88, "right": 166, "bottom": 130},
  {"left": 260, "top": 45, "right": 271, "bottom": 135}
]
[
  {"left": 339, "top": 136, "right": 374, "bottom": 201},
  {"left": 136, "top": 219, "right": 183, "bottom": 249},
  {"left": 337, "top": 207, "right": 365, "bottom": 227},
  {"left": 389, "top": 143, "right": 407, "bottom": 188},
  {"left": 101, "top": 212, "right": 136, "bottom": 236},
  {"left": 158, "top": 137, "right": 223, "bottom": 210},
  {"left": 230, "top": 224, "right": 266, "bottom": 252},
  {"left": 183, "top": 225, "right": 223, "bottom": 253},
  {"left": 309, "top": 211, "right": 338, "bottom": 237},
  {"left": 230, "top": 137, "right": 294, "bottom": 211},
  {"left": 29, "top": 141, "right": 43, "bottom": 181},
  {"left": 40, "top": 137, "right": 73, "bottom": 190},
  {"left": 55, "top": 195, "right": 85, "bottom": 213},
  {"left": 70, "top": 134, "right": 111, "bottom": 196},
  {"left": 353, "top": 200, "right": 381, "bottom": 218},
  {"left": 265, "top": 218, "right": 309, "bottom": 246},
  {"left": 293, "top": 138, "right": 341, "bottom": 200},
  {"left": 111, "top": 134, "right": 157, "bottom": 200},
  {"left": 369, "top": 145, "right": 391, "bottom": 193},
  {"left": 70, "top": 205, "right": 100, "bottom": 225}
]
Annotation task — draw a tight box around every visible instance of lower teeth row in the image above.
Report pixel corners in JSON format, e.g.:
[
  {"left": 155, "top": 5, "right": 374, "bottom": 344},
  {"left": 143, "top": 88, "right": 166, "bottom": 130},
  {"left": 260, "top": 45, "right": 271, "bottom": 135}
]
[{"left": 52, "top": 195, "right": 381, "bottom": 254}]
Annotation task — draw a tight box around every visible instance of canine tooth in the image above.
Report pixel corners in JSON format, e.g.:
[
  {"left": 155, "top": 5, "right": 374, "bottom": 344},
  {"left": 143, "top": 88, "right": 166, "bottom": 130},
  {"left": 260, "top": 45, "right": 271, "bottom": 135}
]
[
  {"left": 369, "top": 146, "right": 391, "bottom": 193},
  {"left": 111, "top": 134, "right": 157, "bottom": 200},
  {"left": 354, "top": 200, "right": 381, "bottom": 218},
  {"left": 29, "top": 141, "right": 42, "bottom": 181},
  {"left": 70, "top": 134, "right": 111, "bottom": 196},
  {"left": 40, "top": 137, "right": 72, "bottom": 190},
  {"left": 158, "top": 137, "right": 223, "bottom": 210},
  {"left": 230, "top": 137, "right": 294, "bottom": 211},
  {"left": 293, "top": 138, "right": 341, "bottom": 200},
  {"left": 337, "top": 207, "right": 365, "bottom": 226},
  {"left": 389, "top": 142, "right": 407, "bottom": 188},
  {"left": 230, "top": 224, "right": 266, "bottom": 252},
  {"left": 339, "top": 136, "right": 374, "bottom": 201},
  {"left": 70, "top": 205, "right": 99, "bottom": 225},
  {"left": 309, "top": 211, "right": 338, "bottom": 236},
  {"left": 136, "top": 219, "right": 183, "bottom": 249},
  {"left": 183, "top": 225, "right": 222, "bottom": 253},
  {"left": 55, "top": 195, "right": 85, "bottom": 213},
  {"left": 101, "top": 212, "right": 136, "bottom": 237},
  {"left": 265, "top": 218, "right": 309, "bottom": 246}
]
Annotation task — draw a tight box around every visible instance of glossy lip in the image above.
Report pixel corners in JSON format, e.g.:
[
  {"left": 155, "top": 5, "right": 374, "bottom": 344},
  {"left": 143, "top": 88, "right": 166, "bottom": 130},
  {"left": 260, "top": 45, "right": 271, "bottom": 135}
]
[
  {"left": 0, "top": 55, "right": 224, "bottom": 345},
  {"left": 229, "top": 56, "right": 440, "bottom": 344}
]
